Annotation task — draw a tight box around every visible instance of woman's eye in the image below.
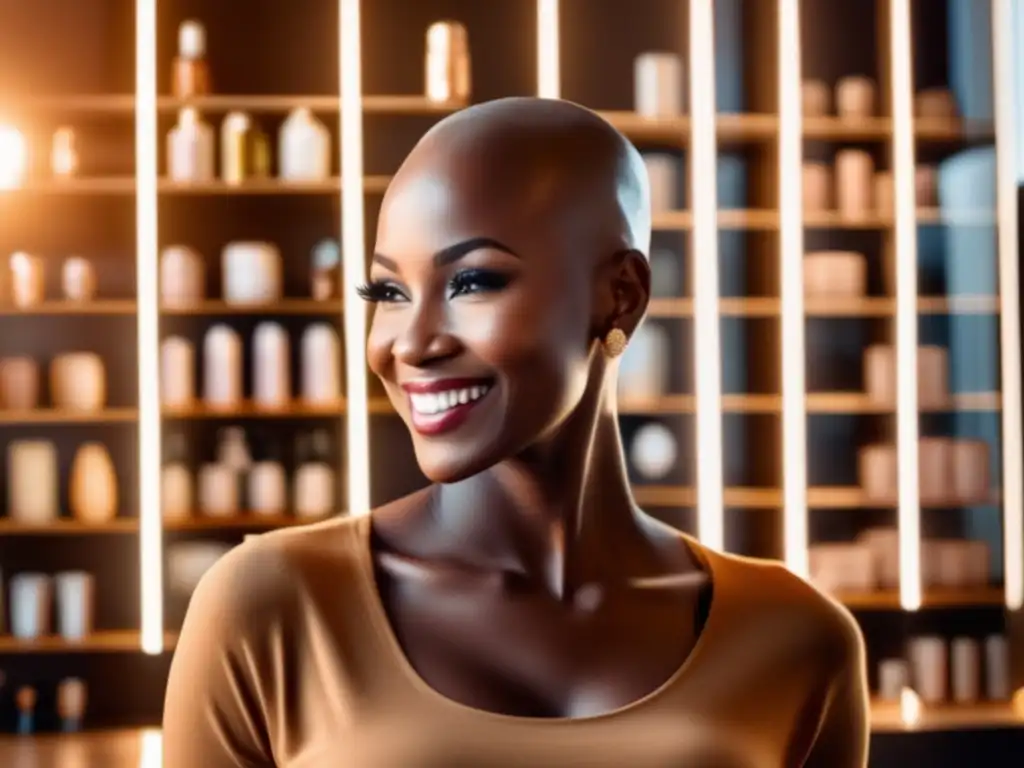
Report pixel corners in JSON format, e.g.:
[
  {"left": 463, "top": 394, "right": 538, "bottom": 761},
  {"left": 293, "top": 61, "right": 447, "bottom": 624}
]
[
  {"left": 448, "top": 269, "right": 512, "bottom": 298},
  {"left": 356, "top": 281, "right": 408, "bottom": 303}
]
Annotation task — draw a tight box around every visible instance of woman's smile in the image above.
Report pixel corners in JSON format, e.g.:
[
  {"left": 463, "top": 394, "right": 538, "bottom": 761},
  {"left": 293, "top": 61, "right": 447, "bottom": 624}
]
[{"left": 402, "top": 377, "right": 496, "bottom": 436}]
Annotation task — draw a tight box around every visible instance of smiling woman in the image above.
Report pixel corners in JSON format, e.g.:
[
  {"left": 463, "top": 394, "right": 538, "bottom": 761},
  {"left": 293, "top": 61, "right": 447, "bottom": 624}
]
[{"left": 162, "top": 97, "right": 869, "bottom": 768}]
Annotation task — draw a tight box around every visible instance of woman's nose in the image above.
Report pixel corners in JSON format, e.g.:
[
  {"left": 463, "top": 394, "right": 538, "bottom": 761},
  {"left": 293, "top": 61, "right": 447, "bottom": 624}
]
[{"left": 392, "top": 303, "right": 460, "bottom": 366}]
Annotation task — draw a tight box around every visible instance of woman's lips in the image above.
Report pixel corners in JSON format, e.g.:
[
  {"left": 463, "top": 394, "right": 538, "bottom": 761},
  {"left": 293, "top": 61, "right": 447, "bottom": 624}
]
[{"left": 402, "top": 379, "right": 493, "bottom": 436}]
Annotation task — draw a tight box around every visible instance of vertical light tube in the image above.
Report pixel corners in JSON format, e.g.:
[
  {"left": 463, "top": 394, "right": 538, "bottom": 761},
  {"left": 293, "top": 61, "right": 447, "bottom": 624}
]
[
  {"left": 993, "top": 0, "right": 1023, "bottom": 611},
  {"left": 688, "top": 0, "right": 724, "bottom": 551},
  {"left": 537, "top": 0, "right": 560, "bottom": 98},
  {"left": 135, "top": 0, "right": 163, "bottom": 653},
  {"left": 340, "top": 0, "right": 371, "bottom": 516},
  {"left": 778, "top": 0, "right": 809, "bottom": 577},
  {"left": 890, "top": 0, "right": 922, "bottom": 611}
]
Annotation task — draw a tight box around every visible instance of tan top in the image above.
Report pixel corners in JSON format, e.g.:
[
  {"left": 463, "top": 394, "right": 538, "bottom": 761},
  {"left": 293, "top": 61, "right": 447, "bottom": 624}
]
[{"left": 163, "top": 515, "right": 869, "bottom": 767}]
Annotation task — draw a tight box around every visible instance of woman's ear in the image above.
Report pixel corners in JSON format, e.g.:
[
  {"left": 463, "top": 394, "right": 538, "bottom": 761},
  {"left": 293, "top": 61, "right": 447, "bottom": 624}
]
[{"left": 608, "top": 249, "right": 651, "bottom": 336}]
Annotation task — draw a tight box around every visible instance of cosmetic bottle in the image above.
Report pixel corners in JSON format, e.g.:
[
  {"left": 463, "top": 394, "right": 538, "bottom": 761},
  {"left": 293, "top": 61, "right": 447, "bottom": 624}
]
[
  {"left": 172, "top": 20, "right": 211, "bottom": 98},
  {"left": 160, "top": 245, "right": 206, "bottom": 307},
  {"left": 161, "top": 430, "right": 193, "bottom": 521},
  {"left": 300, "top": 323, "right": 341, "bottom": 404},
  {"left": 217, "top": 426, "right": 252, "bottom": 508},
  {"left": 835, "top": 149, "right": 873, "bottom": 219},
  {"left": 198, "top": 462, "right": 238, "bottom": 517},
  {"left": 202, "top": 324, "right": 243, "bottom": 409},
  {"left": 161, "top": 336, "right": 196, "bottom": 408},
  {"left": 835, "top": 76, "right": 876, "bottom": 119},
  {"left": 221, "top": 111, "right": 270, "bottom": 183},
  {"left": 54, "top": 571, "right": 94, "bottom": 640},
  {"left": 62, "top": 256, "right": 96, "bottom": 301},
  {"left": 7, "top": 440, "right": 59, "bottom": 524},
  {"left": 10, "top": 572, "right": 51, "bottom": 639},
  {"left": 279, "top": 108, "right": 330, "bottom": 181},
  {"left": 167, "top": 108, "right": 215, "bottom": 182},
  {"left": 425, "top": 21, "right": 472, "bottom": 103},
  {"left": 9, "top": 251, "right": 45, "bottom": 307},
  {"left": 69, "top": 442, "right": 119, "bottom": 523},
  {"left": 51, "top": 127, "right": 79, "bottom": 177},
  {"left": 311, "top": 238, "right": 341, "bottom": 301},
  {"left": 249, "top": 434, "right": 288, "bottom": 517},
  {"left": 0, "top": 356, "right": 40, "bottom": 410},
  {"left": 16, "top": 686, "right": 36, "bottom": 735},
  {"left": 51, "top": 352, "right": 106, "bottom": 411},
  {"left": 634, "top": 52, "right": 684, "bottom": 117},
  {"left": 57, "top": 678, "right": 88, "bottom": 733},
  {"left": 294, "top": 430, "right": 335, "bottom": 519},
  {"left": 253, "top": 322, "right": 291, "bottom": 409}
]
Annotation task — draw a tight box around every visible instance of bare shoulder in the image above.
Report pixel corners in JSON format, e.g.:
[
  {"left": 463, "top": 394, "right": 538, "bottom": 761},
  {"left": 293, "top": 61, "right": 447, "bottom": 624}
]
[{"left": 705, "top": 547, "right": 865, "bottom": 669}]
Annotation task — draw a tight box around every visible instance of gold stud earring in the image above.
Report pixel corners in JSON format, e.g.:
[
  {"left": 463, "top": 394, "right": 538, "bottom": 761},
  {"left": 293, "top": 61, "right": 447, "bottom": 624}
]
[{"left": 602, "top": 327, "right": 627, "bottom": 358}]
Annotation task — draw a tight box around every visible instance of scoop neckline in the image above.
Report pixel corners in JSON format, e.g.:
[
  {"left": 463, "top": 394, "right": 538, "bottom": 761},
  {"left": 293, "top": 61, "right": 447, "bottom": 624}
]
[{"left": 352, "top": 512, "right": 724, "bottom": 725}]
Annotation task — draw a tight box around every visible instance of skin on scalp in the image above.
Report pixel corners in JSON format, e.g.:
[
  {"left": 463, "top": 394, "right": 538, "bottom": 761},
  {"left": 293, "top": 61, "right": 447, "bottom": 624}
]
[{"left": 367, "top": 97, "right": 654, "bottom": 484}]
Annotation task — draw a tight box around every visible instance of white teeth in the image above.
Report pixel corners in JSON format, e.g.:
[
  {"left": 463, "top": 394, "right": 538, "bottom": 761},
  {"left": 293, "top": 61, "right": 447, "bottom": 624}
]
[{"left": 410, "top": 384, "right": 490, "bottom": 416}]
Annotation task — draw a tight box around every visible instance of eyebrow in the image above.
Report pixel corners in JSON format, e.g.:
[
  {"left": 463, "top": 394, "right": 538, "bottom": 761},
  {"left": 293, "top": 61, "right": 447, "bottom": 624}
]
[{"left": 372, "top": 237, "right": 520, "bottom": 272}]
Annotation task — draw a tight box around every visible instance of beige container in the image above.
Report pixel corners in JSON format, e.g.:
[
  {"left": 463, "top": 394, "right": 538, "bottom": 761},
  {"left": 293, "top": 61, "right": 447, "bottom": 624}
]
[
  {"left": 863, "top": 345, "right": 949, "bottom": 407},
  {"left": 835, "top": 76, "right": 876, "bottom": 118},
  {"left": 927, "top": 539, "right": 969, "bottom": 588},
  {"left": 858, "top": 444, "right": 898, "bottom": 503},
  {"left": 9, "top": 252, "right": 45, "bottom": 307},
  {"left": 634, "top": 52, "right": 684, "bottom": 117},
  {"left": 426, "top": 21, "right": 471, "bottom": 103},
  {"left": 916, "top": 87, "right": 957, "bottom": 120},
  {"left": 0, "top": 357, "right": 39, "bottom": 410},
  {"left": 950, "top": 439, "right": 990, "bottom": 503},
  {"left": 50, "top": 352, "right": 106, "bottom": 411},
  {"left": 7, "top": 440, "right": 59, "bottom": 524},
  {"left": 802, "top": 162, "right": 832, "bottom": 211},
  {"left": 835, "top": 149, "right": 874, "bottom": 219},
  {"left": 802, "top": 251, "right": 866, "bottom": 297},
  {"left": 919, "top": 436, "right": 953, "bottom": 504},
  {"left": 69, "top": 443, "right": 118, "bottom": 523},
  {"left": 857, "top": 527, "right": 899, "bottom": 588},
  {"left": 809, "top": 543, "right": 875, "bottom": 593},
  {"left": 909, "top": 635, "right": 948, "bottom": 704},
  {"left": 801, "top": 79, "right": 831, "bottom": 116}
]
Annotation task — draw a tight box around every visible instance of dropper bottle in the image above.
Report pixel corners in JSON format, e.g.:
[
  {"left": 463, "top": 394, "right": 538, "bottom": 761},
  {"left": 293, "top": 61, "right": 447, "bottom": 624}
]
[{"left": 172, "top": 20, "right": 211, "bottom": 98}]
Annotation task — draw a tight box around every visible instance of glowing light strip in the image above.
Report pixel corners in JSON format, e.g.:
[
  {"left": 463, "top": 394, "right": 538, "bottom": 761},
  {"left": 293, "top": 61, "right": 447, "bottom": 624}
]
[
  {"left": 890, "top": 0, "right": 922, "bottom": 611},
  {"left": 340, "top": 0, "right": 371, "bottom": 516},
  {"left": 688, "top": 0, "right": 724, "bottom": 550},
  {"left": 537, "top": 0, "right": 560, "bottom": 98},
  {"left": 777, "top": 0, "right": 808, "bottom": 576},
  {"left": 993, "top": 0, "right": 1023, "bottom": 611},
  {"left": 135, "top": 0, "right": 163, "bottom": 654}
]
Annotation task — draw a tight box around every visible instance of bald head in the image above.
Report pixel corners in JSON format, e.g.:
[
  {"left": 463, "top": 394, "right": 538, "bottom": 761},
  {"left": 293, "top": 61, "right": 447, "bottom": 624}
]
[{"left": 380, "top": 97, "right": 652, "bottom": 258}]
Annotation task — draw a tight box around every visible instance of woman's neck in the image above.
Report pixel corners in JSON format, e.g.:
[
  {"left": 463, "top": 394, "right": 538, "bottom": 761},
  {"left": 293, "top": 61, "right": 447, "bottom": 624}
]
[{"left": 435, "top": 374, "right": 644, "bottom": 600}]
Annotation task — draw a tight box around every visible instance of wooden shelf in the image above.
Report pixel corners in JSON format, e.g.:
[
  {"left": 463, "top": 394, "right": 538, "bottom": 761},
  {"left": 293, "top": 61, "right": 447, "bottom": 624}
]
[
  {"left": 646, "top": 295, "right": 999, "bottom": 318},
  {"left": 836, "top": 588, "right": 1005, "bottom": 610},
  {"left": 162, "top": 400, "right": 346, "bottom": 419},
  {"left": 633, "top": 485, "right": 780, "bottom": 508},
  {"left": 870, "top": 700, "right": 1024, "bottom": 733},
  {"left": 652, "top": 208, "right": 996, "bottom": 230},
  {"left": 616, "top": 392, "right": 999, "bottom": 414},
  {"left": 0, "top": 518, "right": 137, "bottom": 535},
  {"left": 164, "top": 514, "right": 310, "bottom": 531},
  {"left": 808, "top": 486, "right": 999, "bottom": 509},
  {"left": 0, "top": 408, "right": 137, "bottom": 425},
  {"left": 0, "top": 630, "right": 176, "bottom": 654},
  {"left": 13, "top": 93, "right": 466, "bottom": 115},
  {"left": 161, "top": 299, "right": 342, "bottom": 316},
  {"left": 0, "top": 300, "right": 136, "bottom": 316},
  {"left": 3, "top": 176, "right": 392, "bottom": 195}
]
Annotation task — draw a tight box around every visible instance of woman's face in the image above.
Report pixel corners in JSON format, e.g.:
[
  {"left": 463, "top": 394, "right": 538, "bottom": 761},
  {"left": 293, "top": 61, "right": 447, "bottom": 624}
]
[{"left": 364, "top": 169, "right": 598, "bottom": 483}]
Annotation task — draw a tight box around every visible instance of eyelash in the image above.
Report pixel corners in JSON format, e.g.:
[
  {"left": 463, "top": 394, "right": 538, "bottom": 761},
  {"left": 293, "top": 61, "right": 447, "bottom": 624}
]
[{"left": 356, "top": 269, "right": 512, "bottom": 304}]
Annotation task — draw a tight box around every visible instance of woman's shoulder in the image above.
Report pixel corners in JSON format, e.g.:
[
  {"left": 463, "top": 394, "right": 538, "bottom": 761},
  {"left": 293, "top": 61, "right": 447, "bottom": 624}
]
[
  {"left": 188, "top": 514, "right": 371, "bottom": 631},
  {"left": 700, "top": 545, "right": 864, "bottom": 664}
]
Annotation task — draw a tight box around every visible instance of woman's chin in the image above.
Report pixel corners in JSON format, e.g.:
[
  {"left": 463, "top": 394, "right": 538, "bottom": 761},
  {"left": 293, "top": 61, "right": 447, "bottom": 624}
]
[{"left": 415, "top": 447, "right": 501, "bottom": 485}]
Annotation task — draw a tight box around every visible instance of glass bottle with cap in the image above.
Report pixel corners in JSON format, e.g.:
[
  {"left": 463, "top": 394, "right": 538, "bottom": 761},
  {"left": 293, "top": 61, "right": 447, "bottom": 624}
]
[{"left": 173, "top": 19, "right": 211, "bottom": 98}]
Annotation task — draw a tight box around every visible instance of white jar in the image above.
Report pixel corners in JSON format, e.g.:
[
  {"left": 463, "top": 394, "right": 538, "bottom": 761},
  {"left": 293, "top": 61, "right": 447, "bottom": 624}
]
[
  {"left": 202, "top": 325, "right": 243, "bottom": 409},
  {"left": 279, "top": 108, "right": 330, "bottom": 181},
  {"left": 222, "top": 242, "right": 282, "bottom": 305},
  {"left": 300, "top": 324, "right": 341, "bottom": 404},
  {"left": 167, "top": 108, "right": 215, "bottom": 182},
  {"left": 160, "top": 336, "right": 195, "bottom": 408},
  {"left": 252, "top": 322, "right": 291, "bottom": 409},
  {"left": 159, "top": 245, "right": 205, "bottom": 308}
]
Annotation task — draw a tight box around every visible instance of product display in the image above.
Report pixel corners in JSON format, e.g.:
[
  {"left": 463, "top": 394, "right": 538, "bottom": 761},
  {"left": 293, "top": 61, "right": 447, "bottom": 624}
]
[
  {"left": 53, "top": 571, "right": 94, "bottom": 640},
  {"left": 801, "top": 162, "right": 831, "bottom": 211},
  {"left": 915, "top": 87, "right": 957, "bottom": 120},
  {"left": 69, "top": 443, "right": 118, "bottom": 523},
  {"left": 425, "top": 21, "right": 471, "bottom": 103},
  {"left": 252, "top": 322, "right": 291, "bottom": 409},
  {"left": 50, "top": 127, "right": 78, "bottom": 178},
  {"left": 293, "top": 429, "right": 336, "bottom": 518},
  {"left": 835, "top": 75, "right": 876, "bottom": 118},
  {"left": 634, "top": 52, "right": 684, "bottom": 117},
  {"left": 202, "top": 325, "right": 243, "bottom": 408},
  {"left": 15, "top": 686, "right": 36, "bottom": 735},
  {"left": 222, "top": 241, "right": 283, "bottom": 305},
  {"left": 863, "top": 344, "right": 950, "bottom": 408},
  {"left": 801, "top": 79, "right": 830, "bottom": 116},
  {"left": 220, "top": 111, "right": 271, "bottom": 184},
  {"left": 160, "top": 245, "right": 206, "bottom": 307},
  {"left": 167, "top": 108, "right": 215, "bottom": 182},
  {"left": 0, "top": 356, "right": 40, "bottom": 410},
  {"left": 278, "top": 108, "right": 330, "bottom": 181},
  {"left": 300, "top": 324, "right": 342, "bottom": 404},
  {"left": 50, "top": 352, "right": 106, "bottom": 411},
  {"left": 57, "top": 678, "right": 87, "bottom": 733},
  {"left": 172, "top": 20, "right": 211, "bottom": 98},
  {"left": 61, "top": 256, "right": 96, "bottom": 302},
  {"left": 7, "top": 440, "right": 58, "bottom": 524},
  {"left": 9, "top": 251, "right": 44, "bottom": 307},
  {"left": 802, "top": 251, "right": 866, "bottom": 298},
  {"left": 310, "top": 238, "right": 341, "bottom": 301},
  {"left": 161, "top": 431, "right": 193, "bottom": 521},
  {"left": 160, "top": 336, "right": 196, "bottom": 408},
  {"left": 834, "top": 149, "right": 874, "bottom": 218}
]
